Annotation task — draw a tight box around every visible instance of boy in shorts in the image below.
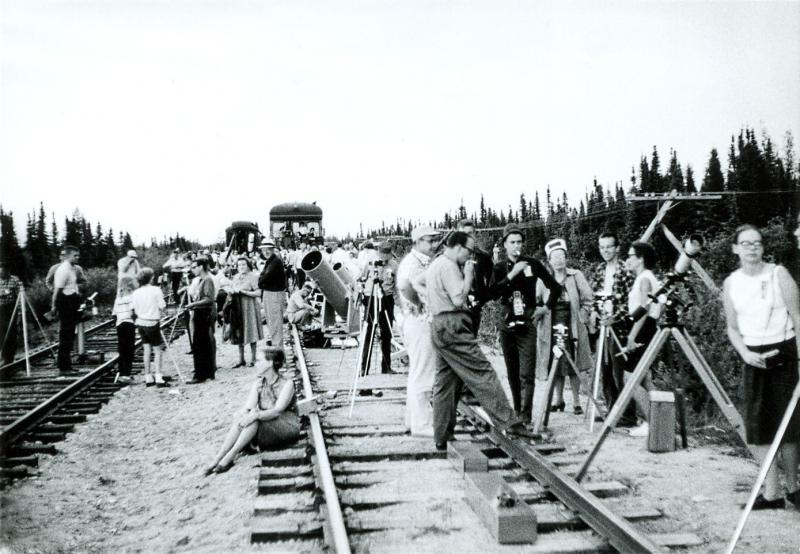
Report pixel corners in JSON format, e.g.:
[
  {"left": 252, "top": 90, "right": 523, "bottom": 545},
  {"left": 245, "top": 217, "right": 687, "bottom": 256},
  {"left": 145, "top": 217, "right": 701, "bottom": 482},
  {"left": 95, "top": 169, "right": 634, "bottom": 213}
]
[{"left": 132, "top": 268, "right": 167, "bottom": 387}]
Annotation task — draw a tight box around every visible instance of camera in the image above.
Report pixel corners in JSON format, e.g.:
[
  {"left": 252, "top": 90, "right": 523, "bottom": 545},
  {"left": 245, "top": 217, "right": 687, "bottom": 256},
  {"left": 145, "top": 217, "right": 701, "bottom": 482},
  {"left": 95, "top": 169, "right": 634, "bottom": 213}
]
[{"left": 373, "top": 260, "right": 385, "bottom": 267}]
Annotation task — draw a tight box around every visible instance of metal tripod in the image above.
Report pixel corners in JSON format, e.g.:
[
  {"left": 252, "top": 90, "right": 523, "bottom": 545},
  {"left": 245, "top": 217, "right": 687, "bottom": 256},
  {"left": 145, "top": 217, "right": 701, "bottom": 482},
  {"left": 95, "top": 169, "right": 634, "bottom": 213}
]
[
  {"left": 575, "top": 313, "right": 748, "bottom": 482},
  {"left": 1, "top": 285, "right": 56, "bottom": 376}
]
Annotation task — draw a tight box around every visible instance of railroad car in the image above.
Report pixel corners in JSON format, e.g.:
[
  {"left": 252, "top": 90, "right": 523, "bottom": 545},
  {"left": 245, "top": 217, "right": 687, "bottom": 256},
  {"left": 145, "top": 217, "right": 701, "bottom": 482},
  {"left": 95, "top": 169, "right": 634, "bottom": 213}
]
[
  {"left": 269, "top": 202, "right": 324, "bottom": 248},
  {"left": 224, "top": 221, "right": 263, "bottom": 255}
]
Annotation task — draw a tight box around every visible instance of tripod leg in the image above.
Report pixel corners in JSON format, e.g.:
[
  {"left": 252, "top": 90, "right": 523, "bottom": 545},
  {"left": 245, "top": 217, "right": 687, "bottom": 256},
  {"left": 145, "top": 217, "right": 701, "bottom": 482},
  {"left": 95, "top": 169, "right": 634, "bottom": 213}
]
[
  {"left": 725, "top": 380, "right": 800, "bottom": 554},
  {"left": 575, "top": 327, "right": 671, "bottom": 482},
  {"left": 561, "top": 350, "right": 605, "bottom": 418},
  {"left": 23, "top": 291, "right": 56, "bottom": 360},
  {"left": 349, "top": 322, "right": 370, "bottom": 417},
  {"left": 671, "top": 328, "right": 748, "bottom": 447},
  {"left": 589, "top": 326, "right": 607, "bottom": 431},
  {"left": 533, "top": 349, "right": 561, "bottom": 434},
  {"left": 160, "top": 329, "right": 185, "bottom": 384},
  {"left": 20, "top": 291, "right": 31, "bottom": 376}
]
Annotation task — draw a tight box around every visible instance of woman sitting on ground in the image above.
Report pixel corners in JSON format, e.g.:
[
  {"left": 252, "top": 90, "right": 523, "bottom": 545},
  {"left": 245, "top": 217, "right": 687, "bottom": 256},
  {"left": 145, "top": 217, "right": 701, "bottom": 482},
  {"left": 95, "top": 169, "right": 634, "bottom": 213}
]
[{"left": 204, "top": 349, "right": 301, "bottom": 475}]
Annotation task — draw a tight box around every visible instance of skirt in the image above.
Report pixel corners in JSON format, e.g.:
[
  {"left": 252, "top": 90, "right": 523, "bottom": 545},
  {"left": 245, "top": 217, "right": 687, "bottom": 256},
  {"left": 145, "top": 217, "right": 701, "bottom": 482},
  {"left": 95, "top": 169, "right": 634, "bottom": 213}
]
[
  {"left": 254, "top": 412, "right": 301, "bottom": 450},
  {"left": 742, "top": 339, "right": 800, "bottom": 445}
]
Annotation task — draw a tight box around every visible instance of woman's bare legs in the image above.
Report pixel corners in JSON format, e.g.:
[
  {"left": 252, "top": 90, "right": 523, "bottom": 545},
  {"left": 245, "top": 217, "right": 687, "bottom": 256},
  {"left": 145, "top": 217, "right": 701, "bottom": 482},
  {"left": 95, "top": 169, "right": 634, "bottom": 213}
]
[{"left": 218, "top": 423, "right": 258, "bottom": 467}]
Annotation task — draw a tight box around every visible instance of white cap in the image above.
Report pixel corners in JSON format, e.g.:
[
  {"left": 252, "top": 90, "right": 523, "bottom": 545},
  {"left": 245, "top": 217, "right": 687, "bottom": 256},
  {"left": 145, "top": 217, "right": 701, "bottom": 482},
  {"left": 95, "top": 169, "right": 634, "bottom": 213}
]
[
  {"left": 411, "top": 226, "right": 440, "bottom": 242},
  {"left": 127, "top": 249, "right": 137, "bottom": 258}
]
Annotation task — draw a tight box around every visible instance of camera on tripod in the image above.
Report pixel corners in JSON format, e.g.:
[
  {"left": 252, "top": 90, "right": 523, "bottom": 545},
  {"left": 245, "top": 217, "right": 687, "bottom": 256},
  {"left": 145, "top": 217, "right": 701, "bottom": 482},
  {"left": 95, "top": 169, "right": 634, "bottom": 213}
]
[{"left": 592, "top": 294, "right": 615, "bottom": 319}]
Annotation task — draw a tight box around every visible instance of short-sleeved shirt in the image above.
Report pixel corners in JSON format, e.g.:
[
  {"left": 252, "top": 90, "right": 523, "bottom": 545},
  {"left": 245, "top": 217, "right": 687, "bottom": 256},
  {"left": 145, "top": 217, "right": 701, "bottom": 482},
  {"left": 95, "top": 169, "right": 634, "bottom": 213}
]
[
  {"left": 53, "top": 262, "right": 79, "bottom": 295},
  {"left": 396, "top": 249, "right": 430, "bottom": 316},
  {"left": 131, "top": 285, "right": 166, "bottom": 326},
  {"left": 425, "top": 255, "right": 468, "bottom": 315},
  {"left": 287, "top": 290, "right": 312, "bottom": 316}
]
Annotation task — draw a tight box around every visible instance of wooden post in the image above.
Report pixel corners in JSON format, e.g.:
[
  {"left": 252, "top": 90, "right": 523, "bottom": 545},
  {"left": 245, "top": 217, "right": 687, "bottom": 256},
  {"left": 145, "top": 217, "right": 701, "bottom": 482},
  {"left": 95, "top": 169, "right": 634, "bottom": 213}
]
[
  {"left": 647, "top": 391, "right": 676, "bottom": 453},
  {"left": 464, "top": 471, "right": 537, "bottom": 544}
]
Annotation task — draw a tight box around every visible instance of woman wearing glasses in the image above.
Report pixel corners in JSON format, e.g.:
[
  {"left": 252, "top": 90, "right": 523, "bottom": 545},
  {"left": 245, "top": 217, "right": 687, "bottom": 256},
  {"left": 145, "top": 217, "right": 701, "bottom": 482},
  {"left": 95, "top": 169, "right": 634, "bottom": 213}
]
[
  {"left": 186, "top": 257, "right": 217, "bottom": 383},
  {"left": 723, "top": 224, "right": 800, "bottom": 510},
  {"left": 621, "top": 241, "right": 661, "bottom": 438}
]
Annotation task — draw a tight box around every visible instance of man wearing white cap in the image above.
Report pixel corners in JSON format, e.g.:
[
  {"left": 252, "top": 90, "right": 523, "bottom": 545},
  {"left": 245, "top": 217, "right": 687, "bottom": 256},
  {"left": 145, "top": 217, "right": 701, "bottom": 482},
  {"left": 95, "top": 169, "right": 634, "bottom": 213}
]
[
  {"left": 258, "top": 238, "right": 287, "bottom": 348},
  {"left": 117, "top": 249, "right": 141, "bottom": 281},
  {"left": 397, "top": 226, "right": 441, "bottom": 437}
]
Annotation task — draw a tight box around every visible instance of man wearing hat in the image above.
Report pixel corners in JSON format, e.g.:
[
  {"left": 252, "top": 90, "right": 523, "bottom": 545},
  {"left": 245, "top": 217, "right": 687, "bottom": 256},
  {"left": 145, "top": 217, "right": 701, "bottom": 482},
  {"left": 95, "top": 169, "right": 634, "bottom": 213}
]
[
  {"left": 490, "top": 224, "right": 562, "bottom": 424},
  {"left": 117, "top": 249, "right": 141, "bottom": 281},
  {"left": 162, "top": 249, "right": 187, "bottom": 303},
  {"left": 258, "top": 238, "right": 287, "bottom": 348},
  {"left": 358, "top": 242, "right": 398, "bottom": 375},
  {"left": 397, "top": 226, "right": 441, "bottom": 436}
]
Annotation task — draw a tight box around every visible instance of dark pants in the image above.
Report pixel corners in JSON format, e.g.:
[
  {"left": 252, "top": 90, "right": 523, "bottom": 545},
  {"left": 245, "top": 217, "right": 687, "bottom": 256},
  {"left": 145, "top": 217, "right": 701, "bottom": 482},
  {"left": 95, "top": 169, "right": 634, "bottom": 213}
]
[
  {"left": 191, "top": 308, "right": 216, "bottom": 381},
  {"left": 116, "top": 322, "right": 136, "bottom": 376},
  {"left": 499, "top": 324, "right": 536, "bottom": 422},
  {"left": 431, "top": 312, "right": 520, "bottom": 444},
  {"left": 295, "top": 269, "right": 306, "bottom": 289},
  {"left": 360, "top": 295, "right": 395, "bottom": 375},
  {"left": 0, "top": 304, "right": 18, "bottom": 365},
  {"left": 170, "top": 273, "right": 182, "bottom": 301},
  {"left": 56, "top": 292, "right": 81, "bottom": 372},
  {"left": 602, "top": 330, "right": 637, "bottom": 424}
]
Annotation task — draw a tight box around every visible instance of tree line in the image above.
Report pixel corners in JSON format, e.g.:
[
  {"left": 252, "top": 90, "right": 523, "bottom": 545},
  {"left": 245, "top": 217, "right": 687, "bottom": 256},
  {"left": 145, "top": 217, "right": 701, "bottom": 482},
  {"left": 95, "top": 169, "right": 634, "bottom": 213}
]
[
  {"left": 0, "top": 206, "right": 201, "bottom": 282},
  {"left": 413, "top": 127, "right": 799, "bottom": 272}
]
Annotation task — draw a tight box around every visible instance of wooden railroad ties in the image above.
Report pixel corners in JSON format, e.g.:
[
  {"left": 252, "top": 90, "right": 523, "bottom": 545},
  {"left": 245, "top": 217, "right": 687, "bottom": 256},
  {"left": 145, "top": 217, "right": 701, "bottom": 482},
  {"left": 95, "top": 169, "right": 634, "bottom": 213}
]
[
  {"left": 0, "top": 313, "right": 188, "bottom": 488},
  {"left": 250, "top": 328, "right": 705, "bottom": 552}
]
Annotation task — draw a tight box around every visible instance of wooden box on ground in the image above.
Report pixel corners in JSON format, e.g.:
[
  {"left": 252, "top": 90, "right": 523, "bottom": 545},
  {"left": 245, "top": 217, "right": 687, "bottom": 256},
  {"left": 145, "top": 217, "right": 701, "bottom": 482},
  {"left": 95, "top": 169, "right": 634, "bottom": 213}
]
[
  {"left": 464, "top": 471, "right": 537, "bottom": 544},
  {"left": 648, "top": 390, "right": 676, "bottom": 453},
  {"left": 447, "top": 441, "right": 488, "bottom": 475}
]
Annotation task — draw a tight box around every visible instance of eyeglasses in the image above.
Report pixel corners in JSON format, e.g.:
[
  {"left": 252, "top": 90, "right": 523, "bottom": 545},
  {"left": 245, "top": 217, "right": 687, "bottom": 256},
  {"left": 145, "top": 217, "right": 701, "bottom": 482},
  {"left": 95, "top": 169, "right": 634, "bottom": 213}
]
[{"left": 737, "top": 241, "right": 763, "bottom": 249}]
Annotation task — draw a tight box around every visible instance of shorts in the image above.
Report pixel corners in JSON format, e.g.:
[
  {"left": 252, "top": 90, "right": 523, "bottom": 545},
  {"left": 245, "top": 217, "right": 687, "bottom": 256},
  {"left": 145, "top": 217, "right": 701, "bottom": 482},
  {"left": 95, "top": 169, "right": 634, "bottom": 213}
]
[{"left": 137, "top": 324, "right": 164, "bottom": 347}]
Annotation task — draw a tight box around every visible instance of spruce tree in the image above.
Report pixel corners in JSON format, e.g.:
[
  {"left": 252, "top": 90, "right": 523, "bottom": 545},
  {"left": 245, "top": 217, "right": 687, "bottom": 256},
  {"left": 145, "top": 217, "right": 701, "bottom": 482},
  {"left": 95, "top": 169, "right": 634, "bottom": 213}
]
[{"left": 0, "top": 207, "right": 29, "bottom": 280}]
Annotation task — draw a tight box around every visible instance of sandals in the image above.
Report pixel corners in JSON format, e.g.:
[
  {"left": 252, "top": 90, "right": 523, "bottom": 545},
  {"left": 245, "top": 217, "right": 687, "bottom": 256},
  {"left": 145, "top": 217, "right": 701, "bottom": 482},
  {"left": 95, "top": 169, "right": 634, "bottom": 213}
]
[{"left": 213, "top": 461, "right": 234, "bottom": 474}]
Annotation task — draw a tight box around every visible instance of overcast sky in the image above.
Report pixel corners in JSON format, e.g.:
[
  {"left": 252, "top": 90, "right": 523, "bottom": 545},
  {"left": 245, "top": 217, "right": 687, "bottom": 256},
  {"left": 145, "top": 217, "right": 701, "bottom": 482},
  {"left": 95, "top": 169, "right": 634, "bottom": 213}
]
[{"left": 2, "top": 1, "right": 799, "bottom": 245}]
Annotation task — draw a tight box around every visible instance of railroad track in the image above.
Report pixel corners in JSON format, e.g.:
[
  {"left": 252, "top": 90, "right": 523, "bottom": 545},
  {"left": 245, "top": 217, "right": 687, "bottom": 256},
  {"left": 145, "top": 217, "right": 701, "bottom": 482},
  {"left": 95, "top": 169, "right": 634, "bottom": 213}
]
[
  {"left": 250, "top": 325, "right": 704, "bottom": 553},
  {"left": 0, "top": 308, "right": 187, "bottom": 487}
]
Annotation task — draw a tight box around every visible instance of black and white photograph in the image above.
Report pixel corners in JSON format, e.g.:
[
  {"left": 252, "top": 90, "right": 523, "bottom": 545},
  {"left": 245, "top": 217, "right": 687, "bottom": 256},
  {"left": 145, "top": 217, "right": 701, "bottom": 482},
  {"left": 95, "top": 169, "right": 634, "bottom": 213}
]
[{"left": 1, "top": 1, "right": 799, "bottom": 552}]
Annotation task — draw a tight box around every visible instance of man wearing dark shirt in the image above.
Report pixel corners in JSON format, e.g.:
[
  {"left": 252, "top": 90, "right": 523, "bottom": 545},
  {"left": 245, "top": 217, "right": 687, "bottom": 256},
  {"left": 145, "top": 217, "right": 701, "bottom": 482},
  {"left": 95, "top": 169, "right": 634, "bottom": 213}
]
[
  {"left": 258, "top": 238, "right": 287, "bottom": 348},
  {"left": 490, "top": 224, "right": 562, "bottom": 424},
  {"left": 457, "top": 219, "right": 493, "bottom": 336}
]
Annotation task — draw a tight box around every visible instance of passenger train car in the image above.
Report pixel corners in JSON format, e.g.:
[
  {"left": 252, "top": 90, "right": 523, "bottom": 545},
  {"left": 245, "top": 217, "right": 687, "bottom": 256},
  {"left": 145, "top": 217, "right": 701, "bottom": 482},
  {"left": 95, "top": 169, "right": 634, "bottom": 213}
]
[{"left": 269, "top": 202, "right": 324, "bottom": 248}]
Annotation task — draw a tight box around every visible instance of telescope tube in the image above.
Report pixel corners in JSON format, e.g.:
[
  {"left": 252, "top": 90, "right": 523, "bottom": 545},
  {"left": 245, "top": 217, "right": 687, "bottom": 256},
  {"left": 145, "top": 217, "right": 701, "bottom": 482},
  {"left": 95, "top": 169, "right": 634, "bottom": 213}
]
[
  {"left": 332, "top": 262, "right": 356, "bottom": 289},
  {"left": 301, "top": 250, "right": 350, "bottom": 318}
]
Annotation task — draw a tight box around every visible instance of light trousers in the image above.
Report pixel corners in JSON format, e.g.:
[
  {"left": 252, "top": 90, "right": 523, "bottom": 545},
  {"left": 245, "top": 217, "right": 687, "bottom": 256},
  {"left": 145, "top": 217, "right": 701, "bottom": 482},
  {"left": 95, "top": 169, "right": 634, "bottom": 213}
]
[{"left": 401, "top": 314, "right": 435, "bottom": 436}]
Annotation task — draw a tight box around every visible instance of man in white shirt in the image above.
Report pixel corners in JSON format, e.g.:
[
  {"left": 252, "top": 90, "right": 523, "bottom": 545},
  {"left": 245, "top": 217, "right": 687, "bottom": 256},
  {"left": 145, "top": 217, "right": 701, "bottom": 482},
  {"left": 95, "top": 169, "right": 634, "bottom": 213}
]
[
  {"left": 51, "top": 245, "right": 82, "bottom": 374},
  {"left": 329, "top": 242, "right": 349, "bottom": 269},
  {"left": 397, "top": 226, "right": 441, "bottom": 437}
]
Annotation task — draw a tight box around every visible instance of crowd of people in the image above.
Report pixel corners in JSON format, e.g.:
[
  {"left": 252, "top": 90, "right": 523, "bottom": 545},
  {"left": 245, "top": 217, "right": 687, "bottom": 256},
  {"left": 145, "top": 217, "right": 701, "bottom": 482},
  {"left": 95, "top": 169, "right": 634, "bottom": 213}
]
[{"left": 0, "top": 215, "right": 798, "bottom": 508}]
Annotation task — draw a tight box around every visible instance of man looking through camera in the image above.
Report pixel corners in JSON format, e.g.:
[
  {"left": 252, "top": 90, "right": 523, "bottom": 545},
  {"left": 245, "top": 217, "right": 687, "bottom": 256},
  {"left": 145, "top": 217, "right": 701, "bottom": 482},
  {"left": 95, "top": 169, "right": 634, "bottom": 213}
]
[{"left": 359, "top": 243, "right": 398, "bottom": 374}]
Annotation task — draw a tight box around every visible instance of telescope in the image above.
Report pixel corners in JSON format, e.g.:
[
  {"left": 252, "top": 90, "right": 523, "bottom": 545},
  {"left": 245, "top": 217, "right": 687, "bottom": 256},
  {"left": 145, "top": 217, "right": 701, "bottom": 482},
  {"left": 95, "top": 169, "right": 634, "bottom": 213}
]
[
  {"left": 629, "top": 234, "right": 703, "bottom": 323},
  {"left": 301, "top": 250, "right": 360, "bottom": 333}
]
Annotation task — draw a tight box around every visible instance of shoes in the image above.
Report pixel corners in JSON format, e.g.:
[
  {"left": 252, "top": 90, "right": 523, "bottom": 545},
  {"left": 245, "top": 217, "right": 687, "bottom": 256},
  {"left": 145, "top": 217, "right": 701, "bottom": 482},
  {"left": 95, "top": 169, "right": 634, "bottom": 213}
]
[
  {"left": 629, "top": 422, "right": 649, "bottom": 437},
  {"left": 231, "top": 361, "right": 246, "bottom": 369},
  {"left": 505, "top": 423, "right": 540, "bottom": 440},
  {"left": 214, "top": 461, "right": 234, "bottom": 474},
  {"left": 618, "top": 418, "right": 637, "bottom": 428},
  {"left": 550, "top": 401, "right": 566, "bottom": 412},
  {"left": 573, "top": 405, "right": 583, "bottom": 415},
  {"left": 203, "top": 465, "right": 217, "bottom": 477},
  {"left": 786, "top": 489, "right": 800, "bottom": 510},
  {"left": 748, "top": 493, "right": 785, "bottom": 510},
  {"left": 246, "top": 361, "right": 255, "bottom": 368},
  {"left": 435, "top": 442, "right": 447, "bottom": 451},
  {"left": 186, "top": 379, "right": 207, "bottom": 385},
  {"left": 154, "top": 374, "right": 167, "bottom": 387},
  {"left": 144, "top": 374, "right": 155, "bottom": 387}
]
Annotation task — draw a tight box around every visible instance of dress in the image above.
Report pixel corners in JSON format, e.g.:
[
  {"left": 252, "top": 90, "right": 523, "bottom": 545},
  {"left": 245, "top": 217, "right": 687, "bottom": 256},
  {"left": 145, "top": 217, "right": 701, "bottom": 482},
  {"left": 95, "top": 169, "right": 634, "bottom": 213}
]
[
  {"left": 253, "top": 374, "right": 301, "bottom": 449},
  {"left": 231, "top": 272, "right": 264, "bottom": 345}
]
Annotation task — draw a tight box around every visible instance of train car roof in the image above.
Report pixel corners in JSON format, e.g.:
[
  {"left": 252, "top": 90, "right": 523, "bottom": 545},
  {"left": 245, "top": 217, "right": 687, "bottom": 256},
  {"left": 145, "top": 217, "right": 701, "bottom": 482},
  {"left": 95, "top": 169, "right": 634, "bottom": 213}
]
[
  {"left": 226, "top": 221, "right": 260, "bottom": 232},
  {"left": 269, "top": 202, "right": 323, "bottom": 220}
]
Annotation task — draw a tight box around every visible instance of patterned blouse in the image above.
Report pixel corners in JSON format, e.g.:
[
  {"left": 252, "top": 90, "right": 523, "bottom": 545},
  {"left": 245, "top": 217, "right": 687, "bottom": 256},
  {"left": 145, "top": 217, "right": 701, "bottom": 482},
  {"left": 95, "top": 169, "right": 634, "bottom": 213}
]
[{"left": 589, "top": 261, "right": 636, "bottom": 329}]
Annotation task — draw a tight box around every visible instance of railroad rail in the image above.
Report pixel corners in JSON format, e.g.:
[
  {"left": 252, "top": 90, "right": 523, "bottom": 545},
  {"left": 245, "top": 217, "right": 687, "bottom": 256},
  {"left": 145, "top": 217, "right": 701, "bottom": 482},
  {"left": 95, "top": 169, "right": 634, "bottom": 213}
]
[
  {"left": 0, "top": 310, "right": 187, "bottom": 486},
  {"left": 251, "top": 326, "right": 702, "bottom": 553}
]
